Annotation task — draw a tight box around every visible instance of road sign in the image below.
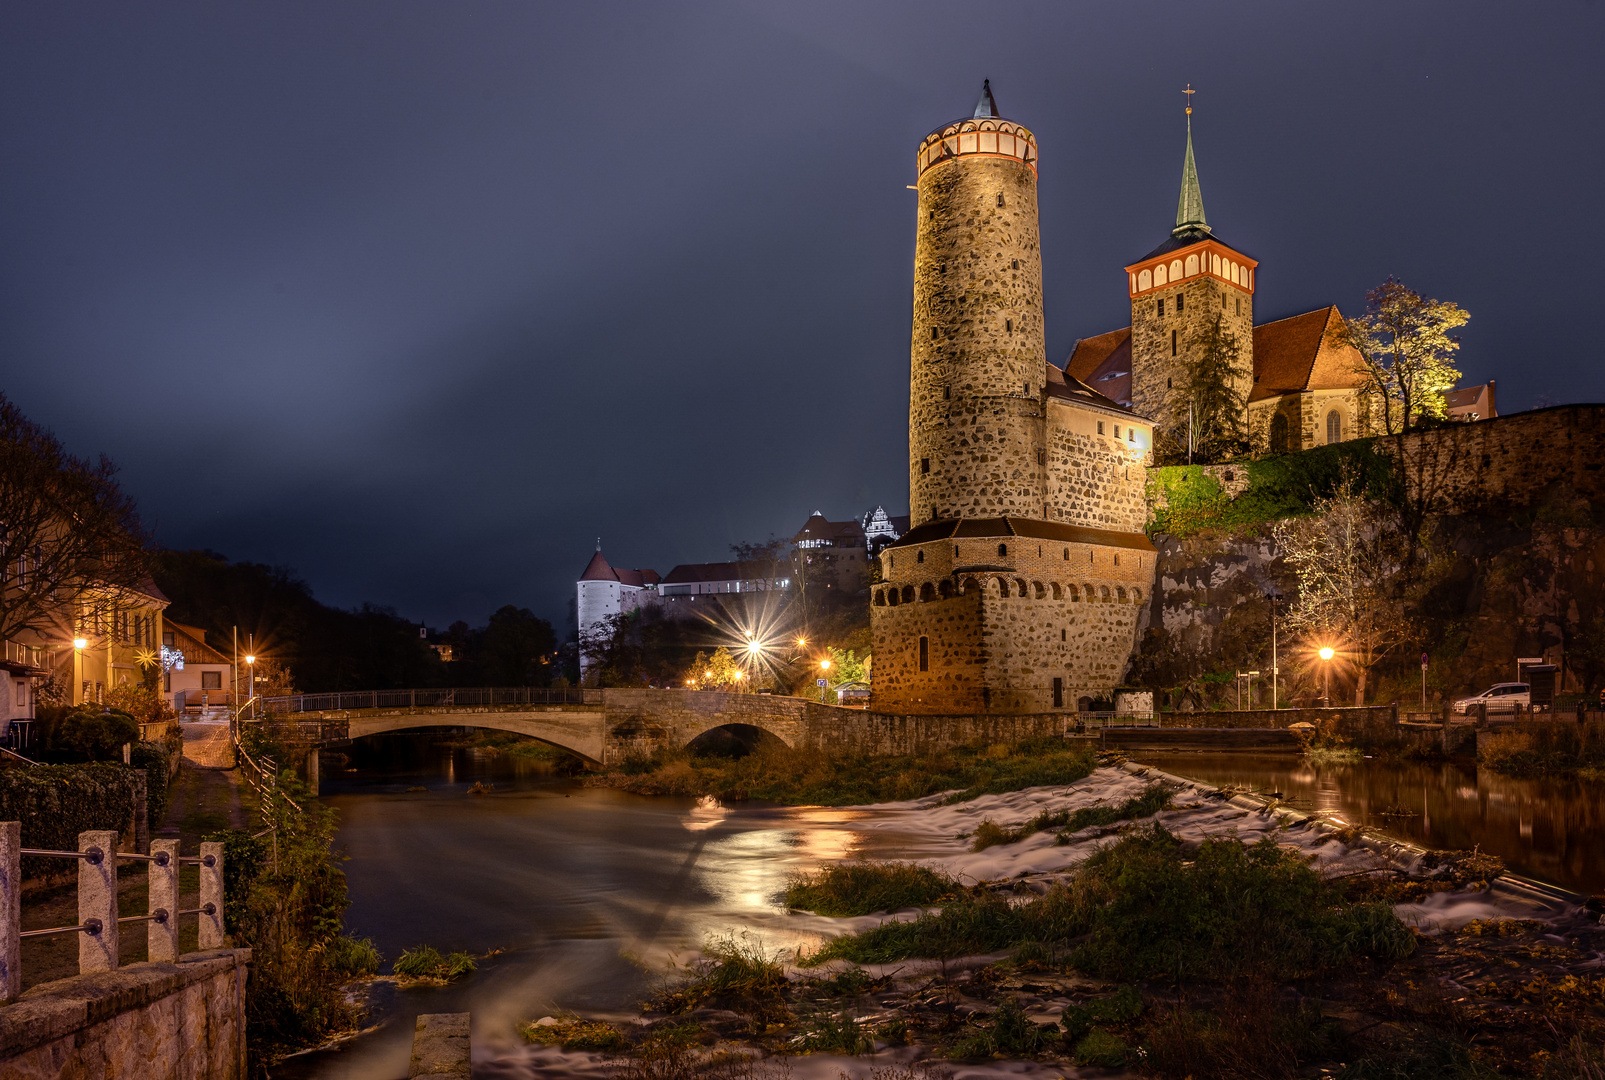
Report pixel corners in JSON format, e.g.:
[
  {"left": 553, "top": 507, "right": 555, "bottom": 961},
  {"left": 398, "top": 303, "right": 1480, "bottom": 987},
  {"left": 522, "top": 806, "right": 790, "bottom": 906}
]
[
  {"left": 816, "top": 678, "right": 828, "bottom": 687},
  {"left": 1421, "top": 653, "right": 1429, "bottom": 670}
]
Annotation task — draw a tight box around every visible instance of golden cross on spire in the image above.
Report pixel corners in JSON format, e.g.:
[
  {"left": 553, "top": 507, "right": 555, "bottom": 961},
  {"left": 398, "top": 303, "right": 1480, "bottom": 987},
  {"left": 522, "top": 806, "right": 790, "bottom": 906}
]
[{"left": 1183, "top": 84, "right": 1195, "bottom": 116}]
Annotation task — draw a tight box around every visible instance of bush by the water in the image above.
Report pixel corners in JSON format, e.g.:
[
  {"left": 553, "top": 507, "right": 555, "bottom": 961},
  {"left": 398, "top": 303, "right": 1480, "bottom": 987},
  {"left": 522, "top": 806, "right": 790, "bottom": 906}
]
[
  {"left": 972, "top": 783, "right": 1173, "bottom": 850},
  {"left": 1479, "top": 722, "right": 1605, "bottom": 778},
  {"left": 392, "top": 945, "right": 477, "bottom": 982},
  {"left": 784, "top": 862, "right": 957, "bottom": 916},
  {"left": 591, "top": 738, "right": 1097, "bottom": 806},
  {"left": 326, "top": 935, "right": 383, "bottom": 977},
  {"left": 807, "top": 825, "right": 1415, "bottom": 981}
]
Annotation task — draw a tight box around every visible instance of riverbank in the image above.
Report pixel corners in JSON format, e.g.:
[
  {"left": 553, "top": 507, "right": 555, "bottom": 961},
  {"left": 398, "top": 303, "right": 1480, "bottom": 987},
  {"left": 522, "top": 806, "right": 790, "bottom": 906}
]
[
  {"left": 582, "top": 738, "right": 1098, "bottom": 805},
  {"left": 494, "top": 763, "right": 1604, "bottom": 1079}
]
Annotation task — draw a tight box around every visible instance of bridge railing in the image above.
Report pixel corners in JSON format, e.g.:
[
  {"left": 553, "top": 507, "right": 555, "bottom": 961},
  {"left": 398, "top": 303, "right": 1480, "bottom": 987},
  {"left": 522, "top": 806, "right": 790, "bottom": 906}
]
[
  {"left": 258, "top": 686, "right": 598, "bottom": 713},
  {"left": 0, "top": 824, "right": 224, "bottom": 1003}
]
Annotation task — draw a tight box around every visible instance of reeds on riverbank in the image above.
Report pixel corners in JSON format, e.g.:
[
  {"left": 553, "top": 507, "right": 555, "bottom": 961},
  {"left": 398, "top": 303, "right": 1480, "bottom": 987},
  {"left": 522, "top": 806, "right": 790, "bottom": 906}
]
[{"left": 585, "top": 738, "right": 1097, "bottom": 806}]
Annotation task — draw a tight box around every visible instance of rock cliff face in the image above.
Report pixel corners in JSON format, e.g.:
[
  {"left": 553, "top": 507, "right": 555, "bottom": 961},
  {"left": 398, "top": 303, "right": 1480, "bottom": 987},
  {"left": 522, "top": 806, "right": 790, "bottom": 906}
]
[{"left": 1128, "top": 502, "right": 1605, "bottom": 708}]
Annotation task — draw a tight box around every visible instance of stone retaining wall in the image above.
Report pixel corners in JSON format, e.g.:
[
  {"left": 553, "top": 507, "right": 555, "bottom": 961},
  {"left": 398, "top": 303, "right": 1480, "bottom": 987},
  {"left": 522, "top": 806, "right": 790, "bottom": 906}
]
[{"left": 0, "top": 948, "right": 250, "bottom": 1080}]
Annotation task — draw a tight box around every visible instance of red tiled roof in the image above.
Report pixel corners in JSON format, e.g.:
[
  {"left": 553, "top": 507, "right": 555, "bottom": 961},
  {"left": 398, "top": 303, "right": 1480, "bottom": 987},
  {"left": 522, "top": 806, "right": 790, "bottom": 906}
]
[
  {"left": 661, "top": 561, "right": 785, "bottom": 585},
  {"left": 1250, "top": 306, "right": 1366, "bottom": 402},
  {"left": 1064, "top": 328, "right": 1133, "bottom": 407},
  {"left": 1445, "top": 382, "right": 1497, "bottom": 419},
  {"left": 792, "top": 513, "right": 866, "bottom": 546},
  {"left": 579, "top": 550, "right": 658, "bottom": 588},
  {"left": 885, "top": 516, "right": 1154, "bottom": 552}
]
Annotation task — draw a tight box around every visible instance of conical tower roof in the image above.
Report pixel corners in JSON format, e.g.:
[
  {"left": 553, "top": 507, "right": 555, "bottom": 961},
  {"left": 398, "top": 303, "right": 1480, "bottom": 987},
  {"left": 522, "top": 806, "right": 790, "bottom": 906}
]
[
  {"left": 972, "top": 79, "right": 998, "bottom": 119},
  {"left": 1173, "top": 115, "right": 1210, "bottom": 237},
  {"left": 579, "top": 549, "right": 617, "bottom": 582}
]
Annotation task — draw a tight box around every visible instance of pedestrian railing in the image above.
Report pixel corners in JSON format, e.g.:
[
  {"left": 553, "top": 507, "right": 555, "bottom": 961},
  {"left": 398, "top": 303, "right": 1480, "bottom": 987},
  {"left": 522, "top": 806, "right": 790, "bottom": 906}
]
[
  {"left": 0, "top": 823, "right": 224, "bottom": 1003},
  {"left": 258, "top": 686, "right": 597, "bottom": 714},
  {"left": 1072, "top": 712, "right": 1162, "bottom": 730}
]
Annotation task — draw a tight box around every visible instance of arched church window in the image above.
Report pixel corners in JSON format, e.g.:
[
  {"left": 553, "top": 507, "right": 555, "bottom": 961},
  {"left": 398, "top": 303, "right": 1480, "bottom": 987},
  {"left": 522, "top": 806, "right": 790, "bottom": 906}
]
[
  {"left": 1327, "top": 410, "right": 1343, "bottom": 444},
  {"left": 1138, "top": 268, "right": 1151, "bottom": 291},
  {"left": 1184, "top": 254, "right": 1199, "bottom": 276},
  {"left": 1154, "top": 264, "right": 1167, "bottom": 287}
]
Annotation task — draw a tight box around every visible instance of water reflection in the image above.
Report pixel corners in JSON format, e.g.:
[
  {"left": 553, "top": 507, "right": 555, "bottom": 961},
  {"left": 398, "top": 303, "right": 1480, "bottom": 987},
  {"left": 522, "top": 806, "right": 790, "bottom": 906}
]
[{"left": 1131, "top": 752, "right": 1605, "bottom": 894}]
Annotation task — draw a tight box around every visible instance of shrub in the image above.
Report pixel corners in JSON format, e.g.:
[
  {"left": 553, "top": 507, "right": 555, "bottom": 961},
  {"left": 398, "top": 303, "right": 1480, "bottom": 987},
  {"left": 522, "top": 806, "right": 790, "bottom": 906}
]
[
  {"left": 793, "top": 1009, "right": 871, "bottom": 1054},
  {"left": 0, "top": 764, "right": 140, "bottom": 879},
  {"left": 325, "top": 936, "right": 383, "bottom": 977},
  {"left": 42, "top": 708, "right": 140, "bottom": 762},
  {"left": 784, "top": 862, "right": 957, "bottom": 916},
  {"left": 804, "top": 891, "right": 1024, "bottom": 966},
  {"left": 949, "top": 998, "right": 1059, "bottom": 1060},
  {"left": 393, "top": 945, "right": 477, "bottom": 981},
  {"left": 1059, "top": 985, "right": 1143, "bottom": 1044},
  {"left": 521, "top": 1017, "right": 628, "bottom": 1051},
  {"left": 1073, "top": 1026, "right": 1129, "bottom": 1068},
  {"left": 653, "top": 934, "right": 790, "bottom": 1026}
]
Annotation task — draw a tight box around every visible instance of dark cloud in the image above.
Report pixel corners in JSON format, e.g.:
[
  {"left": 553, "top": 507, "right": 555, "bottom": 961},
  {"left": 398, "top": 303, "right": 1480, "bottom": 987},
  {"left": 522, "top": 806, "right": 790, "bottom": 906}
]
[{"left": 2, "top": 1, "right": 1599, "bottom": 628}]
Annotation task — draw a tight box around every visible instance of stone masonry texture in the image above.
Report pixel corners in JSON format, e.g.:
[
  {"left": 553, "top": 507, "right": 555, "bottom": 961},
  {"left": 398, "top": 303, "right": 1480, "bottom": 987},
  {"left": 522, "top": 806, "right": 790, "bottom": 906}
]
[
  {"left": 910, "top": 153, "right": 1045, "bottom": 526},
  {"left": 0, "top": 948, "right": 250, "bottom": 1080},
  {"left": 1129, "top": 265, "right": 1252, "bottom": 438}
]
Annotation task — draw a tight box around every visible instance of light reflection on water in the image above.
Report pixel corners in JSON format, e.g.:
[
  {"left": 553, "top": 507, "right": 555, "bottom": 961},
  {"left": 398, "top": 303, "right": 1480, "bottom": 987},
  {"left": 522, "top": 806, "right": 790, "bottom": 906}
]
[
  {"left": 1130, "top": 752, "right": 1605, "bottom": 895},
  {"left": 271, "top": 737, "right": 869, "bottom": 1080}
]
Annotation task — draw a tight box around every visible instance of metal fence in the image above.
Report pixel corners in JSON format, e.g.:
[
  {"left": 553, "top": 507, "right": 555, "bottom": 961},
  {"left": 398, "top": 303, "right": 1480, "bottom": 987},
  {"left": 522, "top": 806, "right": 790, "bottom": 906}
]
[
  {"left": 258, "top": 686, "right": 597, "bottom": 714},
  {"left": 0, "top": 824, "right": 224, "bottom": 1003}
]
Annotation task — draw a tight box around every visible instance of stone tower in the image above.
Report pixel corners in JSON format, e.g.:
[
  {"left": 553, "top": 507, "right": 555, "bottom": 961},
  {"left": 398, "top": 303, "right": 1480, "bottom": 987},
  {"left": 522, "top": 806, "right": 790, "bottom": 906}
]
[
  {"left": 1125, "top": 108, "right": 1255, "bottom": 443},
  {"left": 908, "top": 80, "right": 1046, "bottom": 527}
]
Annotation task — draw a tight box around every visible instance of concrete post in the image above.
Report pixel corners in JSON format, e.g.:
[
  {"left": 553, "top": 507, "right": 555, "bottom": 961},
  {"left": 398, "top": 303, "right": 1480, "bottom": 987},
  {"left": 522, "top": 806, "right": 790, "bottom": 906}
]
[
  {"left": 1, "top": 821, "right": 20, "bottom": 1002},
  {"left": 148, "top": 839, "right": 180, "bottom": 962},
  {"left": 198, "top": 841, "right": 224, "bottom": 949},
  {"left": 409, "top": 1013, "right": 471, "bottom": 1078},
  {"left": 78, "top": 829, "right": 119, "bottom": 974}
]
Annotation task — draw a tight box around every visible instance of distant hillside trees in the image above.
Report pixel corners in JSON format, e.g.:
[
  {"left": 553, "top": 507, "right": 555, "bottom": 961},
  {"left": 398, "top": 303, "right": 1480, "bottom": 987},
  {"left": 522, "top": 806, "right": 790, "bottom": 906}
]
[{"left": 1329, "top": 278, "right": 1469, "bottom": 434}]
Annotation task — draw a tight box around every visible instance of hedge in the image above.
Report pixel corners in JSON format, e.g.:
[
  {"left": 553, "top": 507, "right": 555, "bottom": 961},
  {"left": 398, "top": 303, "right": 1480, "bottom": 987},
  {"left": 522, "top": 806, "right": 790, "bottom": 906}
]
[{"left": 0, "top": 764, "right": 142, "bottom": 880}]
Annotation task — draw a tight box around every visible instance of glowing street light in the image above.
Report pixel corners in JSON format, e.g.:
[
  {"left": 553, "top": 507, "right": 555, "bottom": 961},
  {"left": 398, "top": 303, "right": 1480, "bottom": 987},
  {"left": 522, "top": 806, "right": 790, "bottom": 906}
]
[
  {"left": 818, "top": 657, "right": 831, "bottom": 704},
  {"left": 1317, "top": 646, "right": 1335, "bottom": 705},
  {"left": 72, "top": 637, "right": 88, "bottom": 650}
]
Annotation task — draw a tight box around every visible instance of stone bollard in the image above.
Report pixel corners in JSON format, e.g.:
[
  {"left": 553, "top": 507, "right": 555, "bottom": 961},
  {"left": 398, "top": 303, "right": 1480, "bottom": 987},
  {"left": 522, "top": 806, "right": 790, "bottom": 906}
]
[
  {"left": 1, "top": 821, "right": 19, "bottom": 1002},
  {"left": 409, "top": 1012, "right": 471, "bottom": 1078},
  {"left": 198, "top": 841, "right": 225, "bottom": 949},
  {"left": 78, "top": 830, "right": 119, "bottom": 974},
  {"left": 148, "top": 839, "right": 180, "bottom": 962}
]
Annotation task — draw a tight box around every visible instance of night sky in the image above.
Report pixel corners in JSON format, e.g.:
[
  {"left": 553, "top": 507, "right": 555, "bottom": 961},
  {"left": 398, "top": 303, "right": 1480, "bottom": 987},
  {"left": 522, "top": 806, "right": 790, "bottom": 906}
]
[{"left": 3, "top": 3, "right": 1600, "bottom": 631}]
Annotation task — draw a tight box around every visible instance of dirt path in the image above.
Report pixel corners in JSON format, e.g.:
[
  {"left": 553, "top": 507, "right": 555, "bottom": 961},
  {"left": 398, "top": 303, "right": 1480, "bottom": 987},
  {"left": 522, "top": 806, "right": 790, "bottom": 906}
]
[{"left": 155, "top": 714, "right": 247, "bottom": 848}]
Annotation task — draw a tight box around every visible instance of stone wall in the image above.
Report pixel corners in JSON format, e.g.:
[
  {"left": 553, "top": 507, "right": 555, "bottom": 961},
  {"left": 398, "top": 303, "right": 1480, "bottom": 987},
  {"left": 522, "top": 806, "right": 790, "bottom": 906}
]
[
  {"left": 909, "top": 151, "right": 1045, "bottom": 526},
  {"left": 1129, "top": 271, "right": 1252, "bottom": 436},
  {"left": 871, "top": 534, "right": 1154, "bottom": 713},
  {"left": 0, "top": 948, "right": 250, "bottom": 1080},
  {"left": 1044, "top": 401, "right": 1150, "bottom": 532}
]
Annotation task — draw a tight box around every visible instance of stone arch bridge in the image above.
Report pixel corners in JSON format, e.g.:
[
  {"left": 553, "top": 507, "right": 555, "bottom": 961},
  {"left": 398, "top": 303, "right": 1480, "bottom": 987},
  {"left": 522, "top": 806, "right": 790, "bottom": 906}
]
[{"left": 256, "top": 686, "right": 1076, "bottom": 781}]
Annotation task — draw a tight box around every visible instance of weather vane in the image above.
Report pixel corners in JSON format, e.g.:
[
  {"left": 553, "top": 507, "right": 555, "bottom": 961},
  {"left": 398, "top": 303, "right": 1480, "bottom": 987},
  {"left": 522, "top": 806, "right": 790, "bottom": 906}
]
[{"left": 1183, "top": 84, "right": 1195, "bottom": 116}]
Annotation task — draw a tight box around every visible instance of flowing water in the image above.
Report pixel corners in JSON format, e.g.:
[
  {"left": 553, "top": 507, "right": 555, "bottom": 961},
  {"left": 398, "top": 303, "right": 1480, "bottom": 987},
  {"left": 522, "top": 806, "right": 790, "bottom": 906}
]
[
  {"left": 1127, "top": 751, "right": 1605, "bottom": 895},
  {"left": 274, "top": 738, "right": 1604, "bottom": 1078}
]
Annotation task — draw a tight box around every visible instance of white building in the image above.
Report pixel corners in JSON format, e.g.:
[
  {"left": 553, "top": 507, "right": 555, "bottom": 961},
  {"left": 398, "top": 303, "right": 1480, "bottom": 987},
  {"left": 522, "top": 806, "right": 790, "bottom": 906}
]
[{"left": 577, "top": 547, "right": 660, "bottom": 684}]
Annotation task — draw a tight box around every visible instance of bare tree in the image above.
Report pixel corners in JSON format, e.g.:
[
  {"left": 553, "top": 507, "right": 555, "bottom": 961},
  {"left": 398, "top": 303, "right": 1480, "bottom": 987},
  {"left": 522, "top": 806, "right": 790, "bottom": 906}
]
[
  {"left": 0, "top": 393, "right": 152, "bottom": 647},
  {"left": 1327, "top": 278, "right": 1469, "bottom": 435},
  {"left": 1272, "top": 473, "right": 1414, "bottom": 704}
]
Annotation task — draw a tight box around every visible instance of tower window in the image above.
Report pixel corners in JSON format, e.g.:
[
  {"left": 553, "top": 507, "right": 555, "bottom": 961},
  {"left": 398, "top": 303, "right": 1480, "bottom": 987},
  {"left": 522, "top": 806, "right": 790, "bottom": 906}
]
[
  {"left": 1222, "top": 295, "right": 1227, "bottom": 310},
  {"left": 1235, "top": 298, "right": 1241, "bottom": 315},
  {"left": 1176, "top": 294, "right": 1184, "bottom": 313},
  {"left": 1011, "top": 259, "right": 1018, "bottom": 270},
  {"left": 1097, "top": 421, "right": 1104, "bottom": 435},
  {"left": 943, "top": 386, "right": 950, "bottom": 400},
  {"left": 1167, "top": 377, "right": 1172, "bottom": 388},
  {"left": 919, "top": 636, "right": 929, "bottom": 672},
  {"left": 1037, "top": 449, "right": 1046, "bottom": 465},
  {"left": 1005, "top": 318, "right": 1012, "bottom": 333},
  {"left": 1171, "top": 329, "right": 1177, "bottom": 356},
  {"left": 931, "top": 327, "right": 938, "bottom": 339},
  {"left": 1063, "top": 547, "right": 1069, "bottom": 560},
  {"left": 916, "top": 550, "right": 924, "bottom": 563},
  {"left": 1114, "top": 425, "right": 1121, "bottom": 438},
  {"left": 996, "top": 193, "right": 1005, "bottom": 207},
  {"left": 1061, "top": 629, "right": 1066, "bottom": 641},
  {"left": 920, "top": 457, "right": 930, "bottom": 474},
  {"left": 1052, "top": 677, "right": 1063, "bottom": 708},
  {"left": 1156, "top": 298, "right": 1164, "bottom": 317},
  {"left": 998, "top": 543, "right": 1008, "bottom": 557}
]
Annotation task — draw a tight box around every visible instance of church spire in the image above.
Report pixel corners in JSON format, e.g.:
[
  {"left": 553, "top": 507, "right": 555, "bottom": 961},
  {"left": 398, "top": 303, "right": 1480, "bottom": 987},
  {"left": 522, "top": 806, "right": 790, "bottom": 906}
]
[
  {"left": 972, "top": 79, "right": 998, "bottom": 119},
  {"left": 1173, "top": 85, "right": 1209, "bottom": 236}
]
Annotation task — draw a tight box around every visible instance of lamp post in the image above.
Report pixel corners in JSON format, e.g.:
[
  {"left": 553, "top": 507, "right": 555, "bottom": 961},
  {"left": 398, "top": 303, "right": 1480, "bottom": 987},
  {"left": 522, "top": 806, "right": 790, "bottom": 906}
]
[
  {"left": 1318, "top": 646, "right": 1335, "bottom": 707},
  {"left": 72, "top": 637, "right": 88, "bottom": 706},
  {"left": 819, "top": 658, "right": 831, "bottom": 704},
  {"left": 1268, "top": 594, "right": 1281, "bottom": 710},
  {"left": 245, "top": 654, "right": 256, "bottom": 718}
]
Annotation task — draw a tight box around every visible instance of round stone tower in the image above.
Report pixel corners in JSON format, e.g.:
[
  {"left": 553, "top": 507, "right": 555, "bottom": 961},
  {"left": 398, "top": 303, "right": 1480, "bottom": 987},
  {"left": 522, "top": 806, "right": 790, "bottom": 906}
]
[{"left": 908, "top": 80, "right": 1045, "bottom": 528}]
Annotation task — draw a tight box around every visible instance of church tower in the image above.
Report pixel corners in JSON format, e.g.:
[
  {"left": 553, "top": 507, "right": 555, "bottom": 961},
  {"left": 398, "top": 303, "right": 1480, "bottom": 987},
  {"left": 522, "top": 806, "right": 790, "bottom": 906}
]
[
  {"left": 908, "top": 80, "right": 1045, "bottom": 527},
  {"left": 1126, "top": 98, "right": 1255, "bottom": 442}
]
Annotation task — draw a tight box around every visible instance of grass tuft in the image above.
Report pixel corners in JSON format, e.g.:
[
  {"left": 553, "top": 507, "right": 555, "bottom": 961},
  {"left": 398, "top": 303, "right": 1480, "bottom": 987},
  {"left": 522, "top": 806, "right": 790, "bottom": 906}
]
[
  {"left": 784, "top": 862, "right": 957, "bottom": 916},
  {"left": 520, "top": 1017, "right": 628, "bottom": 1051},
  {"left": 325, "top": 935, "right": 382, "bottom": 977},
  {"left": 652, "top": 933, "right": 791, "bottom": 1027},
  {"left": 392, "top": 945, "right": 477, "bottom": 982}
]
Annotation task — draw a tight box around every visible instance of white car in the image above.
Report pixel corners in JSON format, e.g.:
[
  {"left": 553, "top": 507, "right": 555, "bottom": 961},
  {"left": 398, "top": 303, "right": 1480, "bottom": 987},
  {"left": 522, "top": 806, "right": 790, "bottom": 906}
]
[{"left": 1452, "top": 683, "right": 1530, "bottom": 714}]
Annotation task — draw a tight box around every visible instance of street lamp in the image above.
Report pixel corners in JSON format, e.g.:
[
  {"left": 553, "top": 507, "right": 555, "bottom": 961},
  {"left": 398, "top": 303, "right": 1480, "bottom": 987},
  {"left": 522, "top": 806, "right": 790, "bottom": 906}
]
[
  {"left": 73, "top": 637, "right": 88, "bottom": 650},
  {"left": 1318, "top": 646, "right": 1335, "bottom": 706},
  {"left": 246, "top": 654, "right": 256, "bottom": 718},
  {"left": 819, "top": 658, "right": 831, "bottom": 704}
]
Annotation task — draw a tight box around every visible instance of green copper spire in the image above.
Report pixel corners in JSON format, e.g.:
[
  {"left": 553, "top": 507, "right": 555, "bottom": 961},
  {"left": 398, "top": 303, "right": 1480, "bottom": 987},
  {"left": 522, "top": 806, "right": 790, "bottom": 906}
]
[{"left": 1173, "top": 103, "right": 1210, "bottom": 236}]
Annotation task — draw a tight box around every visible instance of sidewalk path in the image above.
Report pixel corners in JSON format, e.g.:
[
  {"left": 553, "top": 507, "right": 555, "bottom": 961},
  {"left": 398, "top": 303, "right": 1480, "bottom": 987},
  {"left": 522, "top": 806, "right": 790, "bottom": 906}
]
[{"left": 156, "top": 715, "right": 246, "bottom": 844}]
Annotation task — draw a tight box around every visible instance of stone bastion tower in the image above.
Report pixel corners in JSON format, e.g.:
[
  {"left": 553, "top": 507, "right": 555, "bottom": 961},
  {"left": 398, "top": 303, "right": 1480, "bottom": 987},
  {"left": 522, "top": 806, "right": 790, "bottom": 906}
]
[{"left": 871, "top": 82, "right": 1158, "bottom": 715}]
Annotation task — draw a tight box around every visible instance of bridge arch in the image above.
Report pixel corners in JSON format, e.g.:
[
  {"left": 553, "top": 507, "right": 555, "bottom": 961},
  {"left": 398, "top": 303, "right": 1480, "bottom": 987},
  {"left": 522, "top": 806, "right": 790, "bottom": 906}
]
[
  {"left": 340, "top": 709, "right": 608, "bottom": 764},
  {"left": 684, "top": 723, "right": 789, "bottom": 758}
]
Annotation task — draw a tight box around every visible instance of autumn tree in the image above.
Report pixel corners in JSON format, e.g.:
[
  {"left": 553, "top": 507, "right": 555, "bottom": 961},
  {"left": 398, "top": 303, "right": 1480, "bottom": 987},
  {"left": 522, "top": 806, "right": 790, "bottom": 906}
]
[
  {"left": 686, "top": 646, "right": 749, "bottom": 692},
  {"left": 1272, "top": 474, "right": 1415, "bottom": 704},
  {"left": 0, "top": 393, "right": 151, "bottom": 647},
  {"left": 1185, "top": 314, "right": 1251, "bottom": 462},
  {"left": 1327, "top": 278, "right": 1469, "bottom": 434}
]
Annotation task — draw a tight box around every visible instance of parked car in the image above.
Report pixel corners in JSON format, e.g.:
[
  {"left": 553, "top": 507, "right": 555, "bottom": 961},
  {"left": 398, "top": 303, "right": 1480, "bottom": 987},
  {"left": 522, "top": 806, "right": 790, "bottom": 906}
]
[{"left": 1452, "top": 683, "right": 1531, "bottom": 714}]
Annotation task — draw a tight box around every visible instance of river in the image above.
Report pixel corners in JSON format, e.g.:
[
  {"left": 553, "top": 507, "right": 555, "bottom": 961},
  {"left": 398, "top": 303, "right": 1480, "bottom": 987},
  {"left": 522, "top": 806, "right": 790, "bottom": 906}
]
[{"left": 273, "top": 738, "right": 1603, "bottom": 1078}]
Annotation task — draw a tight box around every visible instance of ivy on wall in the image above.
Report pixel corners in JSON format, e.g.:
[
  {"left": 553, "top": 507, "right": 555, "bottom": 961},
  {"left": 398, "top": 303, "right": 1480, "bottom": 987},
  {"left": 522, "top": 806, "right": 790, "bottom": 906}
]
[{"left": 1146, "top": 440, "right": 1402, "bottom": 537}]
